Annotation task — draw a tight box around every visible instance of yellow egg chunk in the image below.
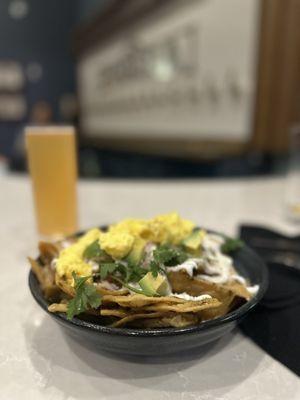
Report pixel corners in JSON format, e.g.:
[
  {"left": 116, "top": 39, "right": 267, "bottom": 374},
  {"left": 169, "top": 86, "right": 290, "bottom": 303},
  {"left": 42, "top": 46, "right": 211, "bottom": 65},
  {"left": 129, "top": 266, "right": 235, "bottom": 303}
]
[
  {"left": 56, "top": 246, "right": 92, "bottom": 282},
  {"left": 56, "top": 228, "right": 102, "bottom": 282},
  {"left": 150, "top": 212, "right": 195, "bottom": 245},
  {"left": 146, "top": 219, "right": 170, "bottom": 244},
  {"left": 178, "top": 219, "right": 196, "bottom": 242},
  {"left": 100, "top": 231, "right": 134, "bottom": 259},
  {"left": 109, "top": 219, "right": 150, "bottom": 238}
]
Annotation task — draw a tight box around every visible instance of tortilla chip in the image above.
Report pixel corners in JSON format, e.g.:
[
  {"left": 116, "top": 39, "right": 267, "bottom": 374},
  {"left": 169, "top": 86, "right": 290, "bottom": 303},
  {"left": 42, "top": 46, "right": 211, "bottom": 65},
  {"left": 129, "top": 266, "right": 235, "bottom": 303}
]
[
  {"left": 141, "top": 298, "right": 220, "bottom": 313},
  {"left": 48, "top": 303, "right": 68, "bottom": 313},
  {"left": 94, "top": 284, "right": 129, "bottom": 297},
  {"left": 131, "top": 313, "right": 199, "bottom": 328},
  {"left": 38, "top": 241, "right": 60, "bottom": 264},
  {"left": 29, "top": 257, "right": 60, "bottom": 300},
  {"left": 55, "top": 273, "right": 75, "bottom": 297},
  {"left": 100, "top": 295, "right": 220, "bottom": 324},
  {"left": 102, "top": 293, "right": 219, "bottom": 308},
  {"left": 168, "top": 271, "right": 247, "bottom": 319},
  {"left": 224, "top": 280, "right": 251, "bottom": 301},
  {"left": 28, "top": 257, "right": 45, "bottom": 286},
  {"left": 169, "top": 270, "right": 228, "bottom": 298},
  {"left": 100, "top": 309, "right": 128, "bottom": 318},
  {"left": 110, "top": 312, "right": 167, "bottom": 328},
  {"left": 199, "top": 299, "right": 234, "bottom": 320}
]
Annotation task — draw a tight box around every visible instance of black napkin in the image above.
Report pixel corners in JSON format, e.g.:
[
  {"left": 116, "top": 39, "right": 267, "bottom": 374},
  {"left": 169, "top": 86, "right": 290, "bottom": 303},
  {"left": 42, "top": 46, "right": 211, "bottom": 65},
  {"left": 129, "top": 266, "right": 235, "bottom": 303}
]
[{"left": 239, "top": 225, "right": 300, "bottom": 377}]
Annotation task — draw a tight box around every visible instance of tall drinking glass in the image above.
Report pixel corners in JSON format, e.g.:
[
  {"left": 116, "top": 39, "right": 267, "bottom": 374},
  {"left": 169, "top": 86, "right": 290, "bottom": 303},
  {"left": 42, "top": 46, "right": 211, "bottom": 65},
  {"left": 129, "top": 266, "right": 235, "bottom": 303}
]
[{"left": 25, "top": 126, "right": 78, "bottom": 237}]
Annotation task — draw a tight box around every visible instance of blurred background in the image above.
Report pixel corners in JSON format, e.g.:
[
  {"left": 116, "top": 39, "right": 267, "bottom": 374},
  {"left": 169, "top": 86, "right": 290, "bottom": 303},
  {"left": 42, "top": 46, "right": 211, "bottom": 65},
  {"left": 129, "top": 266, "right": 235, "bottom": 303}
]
[{"left": 0, "top": 0, "right": 300, "bottom": 178}]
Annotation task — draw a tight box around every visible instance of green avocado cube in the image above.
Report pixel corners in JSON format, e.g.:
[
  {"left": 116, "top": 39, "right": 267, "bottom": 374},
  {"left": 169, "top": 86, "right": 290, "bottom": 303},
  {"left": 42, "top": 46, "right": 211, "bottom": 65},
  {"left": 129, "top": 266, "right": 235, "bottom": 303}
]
[
  {"left": 182, "top": 229, "right": 205, "bottom": 251},
  {"left": 126, "top": 237, "right": 146, "bottom": 265},
  {"left": 139, "top": 272, "right": 170, "bottom": 296}
]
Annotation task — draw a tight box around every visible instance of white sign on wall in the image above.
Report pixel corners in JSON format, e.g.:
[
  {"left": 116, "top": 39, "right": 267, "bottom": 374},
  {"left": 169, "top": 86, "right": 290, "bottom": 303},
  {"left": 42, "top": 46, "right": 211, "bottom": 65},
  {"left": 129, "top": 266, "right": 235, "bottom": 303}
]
[{"left": 78, "top": 0, "right": 259, "bottom": 141}]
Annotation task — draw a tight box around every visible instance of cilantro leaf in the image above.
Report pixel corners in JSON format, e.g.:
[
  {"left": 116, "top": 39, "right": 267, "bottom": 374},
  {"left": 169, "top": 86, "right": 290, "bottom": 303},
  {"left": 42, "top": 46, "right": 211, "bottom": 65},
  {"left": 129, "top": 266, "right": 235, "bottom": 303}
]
[
  {"left": 153, "top": 245, "right": 175, "bottom": 264},
  {"left": 150, "top": 260, "right": 161, "bottom": 278},
  {"left": 84, "top": 284, "right": 102, "bottom": 308},
  {"left": 172, "top": 248, "right": 189, "bottom": 265},
  {"left": 98, "top": 260, "right": 146, "bottom": 283},
  {"left": 67, "top": 272, "right": 101, "bottom": 320},
  {"left": 83, "top": 240, "right": 102, "bottom": 259},
  {"left": 221, "top": 238, "right": 244, "bottom": 254},
  {"left": 100, "top": 263, "right": 117, "bottom": 280},
  {"left": 82, "top": 240, "right": 112, "bottom": 264},
  {"left": 128, "top": 262, "right": 147, "bottom": 282},
  {"left": 153, "top": 245, "right": 188, "bottom": 267},
  {"left": 115, "top": 263, "right": 131, "bottom": 282}
]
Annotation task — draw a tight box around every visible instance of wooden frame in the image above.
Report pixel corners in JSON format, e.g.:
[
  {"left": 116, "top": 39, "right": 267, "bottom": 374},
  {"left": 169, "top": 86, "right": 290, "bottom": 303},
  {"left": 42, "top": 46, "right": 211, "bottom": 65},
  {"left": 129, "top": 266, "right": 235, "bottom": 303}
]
[
  {"left": 251, "top": 0, "right": 300, "bottom": 153},
  {"left": 74, "top": 0, "right": 174, "bottom": 57}
]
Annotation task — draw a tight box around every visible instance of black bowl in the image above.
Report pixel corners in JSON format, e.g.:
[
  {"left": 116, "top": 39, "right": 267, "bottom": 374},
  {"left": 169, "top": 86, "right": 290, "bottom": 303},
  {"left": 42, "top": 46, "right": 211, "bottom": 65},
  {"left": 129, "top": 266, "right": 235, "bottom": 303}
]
[{"left": 28, "top": 237, "right": 268, "bottom": 356}]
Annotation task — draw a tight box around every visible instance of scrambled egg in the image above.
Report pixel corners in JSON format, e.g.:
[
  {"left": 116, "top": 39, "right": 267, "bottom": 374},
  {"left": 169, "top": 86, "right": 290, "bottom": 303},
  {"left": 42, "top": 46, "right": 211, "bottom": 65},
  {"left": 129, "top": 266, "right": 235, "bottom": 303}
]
[
  {"left": 100, "top": 231, "right": 134, "bottom": 259},
  {"left": 56, "top": 212, "right": 195, "bottom": 280},
  {"left": 56, "top": 228, "right": 102, "bottom": 281},
  {"left": 109, "top": 212, "right": 194, "bottom": 245},
  {"left": 150, "top": 212, "right": 195, "bottom": 244},
  {"left": 109, "top": 218, "right": 150, "bottom": 238}
]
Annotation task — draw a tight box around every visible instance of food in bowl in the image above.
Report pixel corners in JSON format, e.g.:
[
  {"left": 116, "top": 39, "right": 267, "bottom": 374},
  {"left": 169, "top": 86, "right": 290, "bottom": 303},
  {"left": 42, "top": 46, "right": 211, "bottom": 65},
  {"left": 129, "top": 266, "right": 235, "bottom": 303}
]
[{"left": 29, "top": 212, "right": 259, "bottom": 328}]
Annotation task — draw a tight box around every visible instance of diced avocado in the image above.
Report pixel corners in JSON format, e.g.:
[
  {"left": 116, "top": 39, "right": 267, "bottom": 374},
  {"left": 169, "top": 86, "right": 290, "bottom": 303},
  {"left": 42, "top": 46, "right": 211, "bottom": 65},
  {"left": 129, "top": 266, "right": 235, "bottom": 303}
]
[
  {"left": 126, "top": 237, "right": 146, "bottom": 265},
  {"left": 139, "top": 272, "right": 170, "bottom": 296},
  {"left": 182, "top": 229, "right": 205, "bottom": 251}
]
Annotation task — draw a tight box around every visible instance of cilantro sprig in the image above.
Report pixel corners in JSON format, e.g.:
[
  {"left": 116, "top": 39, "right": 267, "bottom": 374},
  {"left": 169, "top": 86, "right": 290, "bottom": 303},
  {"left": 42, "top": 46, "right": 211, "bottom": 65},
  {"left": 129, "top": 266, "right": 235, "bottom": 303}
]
[
  {"left": 67, "top": 262, "right": 151, "bottom": 319},
  {"left": 99, "top": 263, "right": 118, "bottom": 280},
  {"left": 150, "top": 245, "right": 188, "bottom": 277},
  {"left": 67, "top": 272, "right": 102, "bottom": 320},
  {"left": 82, "top": 240, "right": 111, "bottom": 263},
  {"left": 83, "top": 240, "right": 146, "bottom": 283},
  {"left": 221, "top": 238, "right": 244, "bottom": 254},
  {"left": 107, "top": 261, "right": 146, "bottom": 283},
  {"left": 153, "top": 245, "right": 188, "bottom": 266},
  {"left": 66, "top": 242, "right": 190, "bottom": 319}
]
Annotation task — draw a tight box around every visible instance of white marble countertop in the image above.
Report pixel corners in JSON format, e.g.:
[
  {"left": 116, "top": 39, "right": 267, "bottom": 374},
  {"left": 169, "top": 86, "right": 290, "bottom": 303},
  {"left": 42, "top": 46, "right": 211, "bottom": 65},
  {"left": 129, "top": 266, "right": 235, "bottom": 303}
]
[{"left": 0, "top": 174, "right": 299, "bottom": 400}]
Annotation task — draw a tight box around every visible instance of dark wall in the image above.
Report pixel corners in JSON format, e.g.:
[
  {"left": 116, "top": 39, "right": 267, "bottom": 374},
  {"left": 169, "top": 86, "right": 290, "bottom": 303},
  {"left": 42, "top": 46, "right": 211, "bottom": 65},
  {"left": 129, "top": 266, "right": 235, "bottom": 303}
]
[
  {"left": 76, "top": 0, "right": 110, "bottom": 22},
  {"left": 0, "top": 0, "right": 79, "bottom": 157}
]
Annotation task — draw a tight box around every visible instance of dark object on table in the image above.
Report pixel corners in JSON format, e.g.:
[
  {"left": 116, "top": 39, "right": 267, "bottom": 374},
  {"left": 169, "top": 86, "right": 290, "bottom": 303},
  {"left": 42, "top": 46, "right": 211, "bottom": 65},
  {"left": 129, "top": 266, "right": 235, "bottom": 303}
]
[
  {"left": 240, "top": 225, "right": 300, "bottom": 376},
  {"left": 28, "top": 234, "right": 267, "bottom": 357},
  {"left": 78, "top": 146, "right": 276, "bottom": 179}
]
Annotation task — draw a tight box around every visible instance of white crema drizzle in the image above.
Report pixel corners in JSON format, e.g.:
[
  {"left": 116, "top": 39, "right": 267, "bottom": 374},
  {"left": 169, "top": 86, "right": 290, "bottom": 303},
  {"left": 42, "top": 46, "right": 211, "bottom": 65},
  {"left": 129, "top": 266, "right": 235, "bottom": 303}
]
[
  {"left": 168, "top": 233, "right": 257, "bottom": 288},
  {"left": 171, "top": 292, "right": 212, "bottom": 301}
]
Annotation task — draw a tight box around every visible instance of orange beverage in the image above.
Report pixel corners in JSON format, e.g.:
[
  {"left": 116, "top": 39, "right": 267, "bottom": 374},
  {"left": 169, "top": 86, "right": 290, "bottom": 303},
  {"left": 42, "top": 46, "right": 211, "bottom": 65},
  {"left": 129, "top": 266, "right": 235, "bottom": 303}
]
[{"left": 25, "top": 126, "right": 78, "bottom": 237}]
